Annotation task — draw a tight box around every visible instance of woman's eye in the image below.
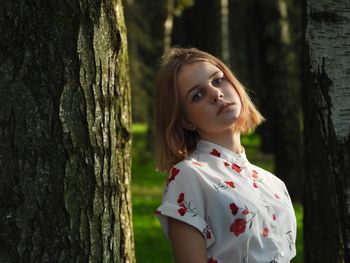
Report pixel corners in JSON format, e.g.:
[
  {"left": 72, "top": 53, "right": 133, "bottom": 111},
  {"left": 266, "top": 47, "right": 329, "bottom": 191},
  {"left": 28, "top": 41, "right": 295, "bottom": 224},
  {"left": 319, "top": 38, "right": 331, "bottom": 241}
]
[
  {"left": 212, "top": 77, "right": 224, "bottom": 86},
  {"left": 192, "top": 89, "right": 205, "bottom": 102}
]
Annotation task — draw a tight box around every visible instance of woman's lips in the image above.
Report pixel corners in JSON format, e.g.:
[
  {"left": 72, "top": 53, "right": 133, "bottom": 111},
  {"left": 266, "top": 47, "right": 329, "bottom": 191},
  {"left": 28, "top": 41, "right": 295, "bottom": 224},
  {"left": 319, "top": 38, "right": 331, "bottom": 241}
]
[{"left": 217, "top": 103, "right": 234, "bottom": 115}]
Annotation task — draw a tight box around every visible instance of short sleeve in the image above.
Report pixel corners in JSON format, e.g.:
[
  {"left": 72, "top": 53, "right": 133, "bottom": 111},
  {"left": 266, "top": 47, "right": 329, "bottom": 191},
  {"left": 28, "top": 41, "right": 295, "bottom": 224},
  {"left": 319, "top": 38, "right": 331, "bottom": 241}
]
[{"left": 155, "top": 162, "right": 216, "bottom": 248}]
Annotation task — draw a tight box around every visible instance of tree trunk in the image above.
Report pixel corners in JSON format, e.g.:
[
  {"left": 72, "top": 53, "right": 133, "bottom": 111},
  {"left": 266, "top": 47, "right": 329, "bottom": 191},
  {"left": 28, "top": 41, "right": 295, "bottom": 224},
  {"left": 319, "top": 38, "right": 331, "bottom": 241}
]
[
  {"left": 221, "top": 0, "right": 230, "bottom": 65},
  {"left": 123, "top": 0, "right": 168, "bottom": 155},
  {"left": 303, "top": 1, "right": 350, "bottom": 262},
  {"left": 172, "top": 0, "right": 222, "bottom": 58},
  {"left": 259, "top": 0, "right": 303, "bottom": 201},
  {"left": 0, "top": 0, "right": 135, "bottom": 262},
  {"left": 164, "top": 0, "right": 175, "bottom": 53},
  {"left": 229, "top": 0, "right": 303, "bottom": 201}
]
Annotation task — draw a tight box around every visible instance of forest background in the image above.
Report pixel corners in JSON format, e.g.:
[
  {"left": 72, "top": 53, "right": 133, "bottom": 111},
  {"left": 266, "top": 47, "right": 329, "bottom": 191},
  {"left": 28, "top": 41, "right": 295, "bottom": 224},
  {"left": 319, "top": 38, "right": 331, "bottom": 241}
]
[
  {"left": 125, "top": 0, "right": 303, "bottom": 262},
  {"left": 1, "top": 0, "right": 349, "bottom": 262},
  {"left": 124, "top": 0, "right": 349, "bottom": 263}
]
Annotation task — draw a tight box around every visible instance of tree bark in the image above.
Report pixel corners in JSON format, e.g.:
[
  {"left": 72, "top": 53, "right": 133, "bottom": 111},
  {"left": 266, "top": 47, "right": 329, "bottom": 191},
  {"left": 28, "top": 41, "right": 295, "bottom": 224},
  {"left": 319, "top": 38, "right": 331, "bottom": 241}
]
[
  {"left": 303, "top": 1, "right": 350, "bottom": 262},
  {"left": 0, "top": 0, "right": 134, "bottom": 262}
]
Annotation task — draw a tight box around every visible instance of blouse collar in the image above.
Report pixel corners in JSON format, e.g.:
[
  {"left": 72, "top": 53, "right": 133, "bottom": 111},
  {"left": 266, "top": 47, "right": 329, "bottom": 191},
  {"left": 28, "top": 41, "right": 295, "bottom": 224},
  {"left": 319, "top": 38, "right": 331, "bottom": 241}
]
[{"left": 196, "top": 139, "right": 249, "bottom": 166}]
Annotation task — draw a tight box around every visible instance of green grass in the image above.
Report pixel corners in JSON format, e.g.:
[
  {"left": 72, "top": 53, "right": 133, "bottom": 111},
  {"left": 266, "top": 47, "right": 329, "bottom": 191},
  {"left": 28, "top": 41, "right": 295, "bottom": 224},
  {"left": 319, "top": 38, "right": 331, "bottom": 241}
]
[
  {"left": 293, "top": 203, "right": 304, "bottom": 263},
  {"left": 131, "top": 123, "right": 172, "bottom": 263},
  {"left": 131, "top": 123, "right": 303, "bottom": 263}
]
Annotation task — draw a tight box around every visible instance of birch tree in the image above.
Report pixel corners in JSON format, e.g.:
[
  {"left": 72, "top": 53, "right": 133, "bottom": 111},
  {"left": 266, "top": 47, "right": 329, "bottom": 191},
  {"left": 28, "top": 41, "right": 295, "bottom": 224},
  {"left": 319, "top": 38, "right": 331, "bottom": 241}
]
[
  {"left": 0, "top": 0, "right": 134, "bottom": 262},
  {"left": 303, "top": 1, "right": 350, "bottom": 262}
]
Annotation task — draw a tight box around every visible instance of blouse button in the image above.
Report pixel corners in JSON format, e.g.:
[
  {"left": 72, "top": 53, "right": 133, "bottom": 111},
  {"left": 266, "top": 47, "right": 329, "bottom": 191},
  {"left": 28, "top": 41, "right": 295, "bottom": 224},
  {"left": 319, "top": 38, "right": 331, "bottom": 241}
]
[{"left": 278, "top": 250, "right": 285, "bottom": 257}]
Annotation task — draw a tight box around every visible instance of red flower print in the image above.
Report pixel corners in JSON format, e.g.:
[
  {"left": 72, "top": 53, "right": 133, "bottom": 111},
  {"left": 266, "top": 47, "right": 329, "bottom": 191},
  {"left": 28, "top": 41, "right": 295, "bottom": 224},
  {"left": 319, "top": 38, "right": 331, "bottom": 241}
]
[
  {"left": 263, "top": 227, "right": 269, "bottom": 237},
  {"left": 175, "top": 192, "right": 197, "bottom": 217},
  {"left": 274, "top": 193, "right": 280, "bottom": 199},
  {"left": 206, "top": 231, "right": 212, "bottom": 239},
  {"left": 177, "top": 192, "right": 185, "bottom": 203},
  {"left": 224, "top": 181, "right": 235, "bottom": 188},
  {"left": 208, "top": 257, "right": 218, "bottom": 263},
  {"left": 192, "top": 161, "right": 203, "bottom": 166},
  {"left": 179, "top": 203, "right": 186, "bottom": 208},
  {"left": 251, "top": 170, "right": 258, "bottom": 178},
  {"left": 178, "top": 207, "right": 187, "bottom": 216},
  {"left": 242, "top": 209, "right": 249, "bottom": 215},
  {"left": 230, "top": 218, "right": 247, "bottom": 237},
  {"left": 223, "top": 161, "right": 242, "bottom": 173},
  {"left": 232, "top": 163, "right": 242, "bottom": 173},
  {"left": 214, "top": 178, "right": 236, "bottom": 192},
  {"left": 272, "top": 214, "right": 277, "bottom": 221},
  {"left": 210, "top": 148, "right": 221, "bottom": 157},
  {"left": 230, "top": 202, "right": 239, "bottom": 215},
  {"left": 203, "top": 225, "right": 212, "bottom": 240},
  {"left": 167, "top": 167, "right": 180, "bottom": 185},
  {"left": 154, "top": 209, "right": 161, "bottom": 215},
  {"left": 171, "top": 167, "right": 180, "bottom": 177},
  {"left": 253, "top": 182, "right": 258, "bottom": 188}
]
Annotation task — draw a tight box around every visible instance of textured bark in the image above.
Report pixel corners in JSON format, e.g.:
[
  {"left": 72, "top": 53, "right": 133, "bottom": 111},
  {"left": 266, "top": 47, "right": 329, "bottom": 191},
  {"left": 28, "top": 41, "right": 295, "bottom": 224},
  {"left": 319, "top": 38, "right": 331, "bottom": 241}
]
[
  {"left": 303, "top": 1, "right": 350, "bottom": 262},
  {"left": 0, "top": 0, "right": 134, "bottom": 262}
]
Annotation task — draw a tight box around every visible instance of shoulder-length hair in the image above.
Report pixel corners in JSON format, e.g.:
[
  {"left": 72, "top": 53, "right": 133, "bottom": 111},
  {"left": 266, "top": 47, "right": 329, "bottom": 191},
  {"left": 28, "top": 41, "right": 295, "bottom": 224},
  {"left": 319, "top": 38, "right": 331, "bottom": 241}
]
[{"left": 155, "top": 47, "right": 264, "bottom": 172}]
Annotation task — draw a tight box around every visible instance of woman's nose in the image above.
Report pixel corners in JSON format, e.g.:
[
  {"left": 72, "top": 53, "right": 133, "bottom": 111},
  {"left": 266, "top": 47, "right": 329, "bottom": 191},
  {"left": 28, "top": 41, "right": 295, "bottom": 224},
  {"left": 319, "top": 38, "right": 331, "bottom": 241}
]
[{"left": 210, "top": 87, "right": 224, "bottom": 104}]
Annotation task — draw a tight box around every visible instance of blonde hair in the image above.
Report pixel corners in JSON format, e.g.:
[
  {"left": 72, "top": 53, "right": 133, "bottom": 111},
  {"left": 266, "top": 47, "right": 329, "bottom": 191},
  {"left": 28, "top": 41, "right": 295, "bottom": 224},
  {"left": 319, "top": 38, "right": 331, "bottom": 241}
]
[{"left": 155, "top": 47, "right": 264, "bottom": 172}]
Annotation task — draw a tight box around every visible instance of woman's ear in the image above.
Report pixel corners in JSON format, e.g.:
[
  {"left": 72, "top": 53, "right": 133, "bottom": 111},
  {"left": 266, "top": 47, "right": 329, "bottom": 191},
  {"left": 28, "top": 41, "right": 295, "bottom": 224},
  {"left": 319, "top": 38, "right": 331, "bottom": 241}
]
[
  {"left": 180, "top": 111, "right": 196, "bottom": 131},
  {"left": 181, "top": 118, "right": 196, "bottom": 131}
]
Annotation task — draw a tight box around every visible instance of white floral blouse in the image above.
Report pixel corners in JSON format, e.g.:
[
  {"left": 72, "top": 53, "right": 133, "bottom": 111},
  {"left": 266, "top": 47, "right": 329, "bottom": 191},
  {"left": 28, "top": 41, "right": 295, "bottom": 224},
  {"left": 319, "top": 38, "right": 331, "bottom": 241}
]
[{"left": 156, "top": 140, "right": 297, "bottom": 263}]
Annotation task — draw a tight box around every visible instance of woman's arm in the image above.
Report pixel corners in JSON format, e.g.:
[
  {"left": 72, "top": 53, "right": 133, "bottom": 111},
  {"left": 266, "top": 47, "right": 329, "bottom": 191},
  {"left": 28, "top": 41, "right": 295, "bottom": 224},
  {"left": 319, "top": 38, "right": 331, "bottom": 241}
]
[{"left": 168, "top": 218, "right": 208, "bottom": 263}]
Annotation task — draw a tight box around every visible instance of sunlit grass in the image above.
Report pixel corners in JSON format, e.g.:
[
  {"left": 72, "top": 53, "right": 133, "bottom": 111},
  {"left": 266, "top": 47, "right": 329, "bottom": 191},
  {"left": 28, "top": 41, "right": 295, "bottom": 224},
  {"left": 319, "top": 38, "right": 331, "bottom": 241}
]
[
  {"left": 132, "top": 122, "right": 148, "bottom": 134},
  {"left": 131, "top": 153, "right": 172, "bottom": 263},
  {"left": 131, "top": 123, "right": 303, "bottom": 263},
  {"left": 293, "top": 203, "right": 304, "bottom": 263}
]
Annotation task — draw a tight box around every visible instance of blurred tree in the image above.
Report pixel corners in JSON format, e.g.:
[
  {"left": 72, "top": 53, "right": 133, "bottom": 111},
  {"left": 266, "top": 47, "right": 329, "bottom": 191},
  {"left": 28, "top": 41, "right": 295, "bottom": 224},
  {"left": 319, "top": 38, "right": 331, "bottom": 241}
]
[
  {"left": 229, "top": 0, "right": 303, "bottom": 201},
  {"left": 124, "top": 0, "right": 194, "bottom": 155},
  {"left": 229, "top": 0, "right": 257, "bottom": 90},
  {"left": 123, "top": 0, "right": 166, "bottom": 124},
  {"left": 0, "top": 0, "right": 134, "bottom": 262},
  {"left": 303, "top": 0, "right": 350, "bottom": 262},
  {"left": 164, "top": 0, "right": 195, "bottom": 52},
  {"left": 123, "top": 0, "right": 168, "bottom": 155},
  {"left": 221, "top": 0, "right": 230, "bottom": 65},
  {"left": 172, "top": 0, "right": 222, "bottom": 58}
]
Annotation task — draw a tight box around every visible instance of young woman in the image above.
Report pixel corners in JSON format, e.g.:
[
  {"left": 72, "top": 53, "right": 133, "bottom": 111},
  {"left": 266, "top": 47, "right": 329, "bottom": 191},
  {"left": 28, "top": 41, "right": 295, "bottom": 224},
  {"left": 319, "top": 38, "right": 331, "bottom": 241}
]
[{"left": 154, "top": 47, "right": 296, "bottom": 263}]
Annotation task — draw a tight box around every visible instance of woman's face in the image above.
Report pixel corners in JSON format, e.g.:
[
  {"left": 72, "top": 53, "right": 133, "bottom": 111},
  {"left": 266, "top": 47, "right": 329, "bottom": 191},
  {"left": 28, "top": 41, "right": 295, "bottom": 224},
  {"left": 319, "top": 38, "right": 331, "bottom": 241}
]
[{"left": 177, "top": 61, "right": 242, "bottom": 139}]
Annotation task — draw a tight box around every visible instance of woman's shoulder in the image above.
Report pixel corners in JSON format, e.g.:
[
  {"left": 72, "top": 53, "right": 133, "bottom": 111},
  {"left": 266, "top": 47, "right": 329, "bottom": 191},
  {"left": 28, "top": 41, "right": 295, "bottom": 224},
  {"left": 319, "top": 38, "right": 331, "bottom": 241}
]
[
  {"left": 171, "top": 156, "right": 207, "bottom": 174},
  {"left": 166, "top": 156, "right": 210, "bottom": 184},
  {"left": 250, "top": 163, "right": 286, "bottom": 187}
]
